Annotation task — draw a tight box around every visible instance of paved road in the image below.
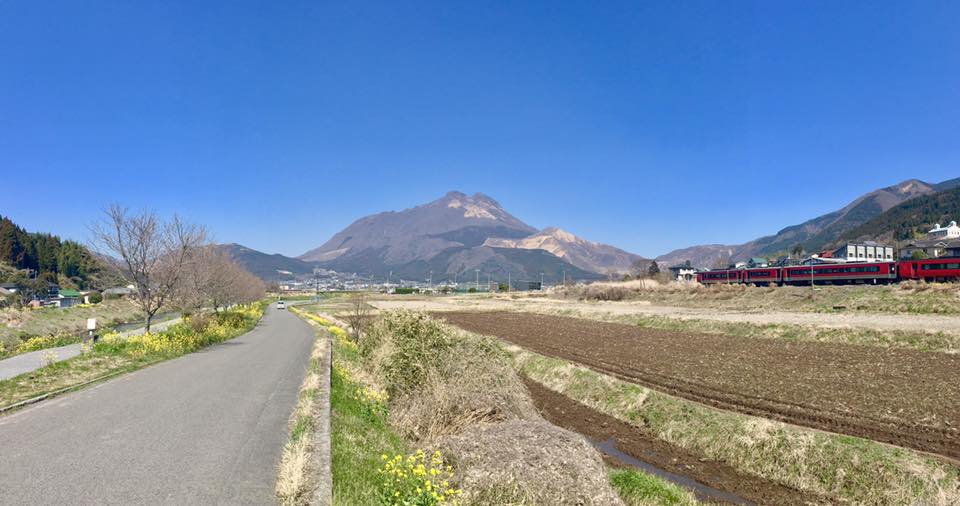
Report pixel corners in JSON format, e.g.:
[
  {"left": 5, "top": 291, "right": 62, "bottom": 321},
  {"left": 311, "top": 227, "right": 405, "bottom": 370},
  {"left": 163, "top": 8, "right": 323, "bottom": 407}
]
[
  {"left": 0, "top": 305, "right": 314, "bottom": 505},
  {"left": 0, "top": 317, "right": 183, "bottom": 381}
]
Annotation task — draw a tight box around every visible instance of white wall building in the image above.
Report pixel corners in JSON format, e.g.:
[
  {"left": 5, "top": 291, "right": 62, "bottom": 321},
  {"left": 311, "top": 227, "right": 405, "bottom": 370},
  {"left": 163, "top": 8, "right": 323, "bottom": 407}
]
[
  {"left": 832, "top": 243, "right": 894, "bottom": 262},
  {"left": 928, "top": 221, "right": 960, "bottom": 239}
]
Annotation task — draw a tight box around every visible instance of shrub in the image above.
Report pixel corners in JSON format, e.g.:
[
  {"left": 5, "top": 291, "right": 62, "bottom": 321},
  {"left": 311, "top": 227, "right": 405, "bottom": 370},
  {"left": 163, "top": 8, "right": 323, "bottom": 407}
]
[
  {"left": 16, "top": 335, "right": 78, "bottom": 354},
  {"left": 216, "top": 311, "right": 247, "bottom": 329},
  {"left": 87, "top": 291, "right": 103, "bottom": 304},
  {"left": 362, "top": 311, "right": 459, "bottom": 396}
]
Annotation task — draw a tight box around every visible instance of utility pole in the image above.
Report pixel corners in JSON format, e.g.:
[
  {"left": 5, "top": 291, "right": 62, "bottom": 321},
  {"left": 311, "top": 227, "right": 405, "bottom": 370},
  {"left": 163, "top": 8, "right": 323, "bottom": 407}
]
[
  {"left": 540, "top": 272, "right": 544, "bottom": 290},
  {"left": 562, "top": 270, "right": 566, "bottom": 286},
  {"left": 475, "top": 269, "right": 480, "bottom": 291},
  {"left": 507, "top": 272, "right": 511, "bottom": 292}
]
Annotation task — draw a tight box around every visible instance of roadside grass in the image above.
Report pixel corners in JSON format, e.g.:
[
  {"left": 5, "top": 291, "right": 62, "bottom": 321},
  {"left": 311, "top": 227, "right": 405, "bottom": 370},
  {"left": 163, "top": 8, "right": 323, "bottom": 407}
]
[
  {"left": 510, "top": 345, "right": 960, "bottom": 505},
  {"left": 288, "top": 305, "right": 408, "bottom": 505},
  {"left": 0, "top": 302, "right": 265, "bottom": 410},
  {"left": 330, "top": 358, "right": 406, "bottom": 505},
  {"left": 609, "top": 468, "right": 698, "bottom": 506},
  {"left": 277, "top": 327, "right": 330, "bottom": 505}
]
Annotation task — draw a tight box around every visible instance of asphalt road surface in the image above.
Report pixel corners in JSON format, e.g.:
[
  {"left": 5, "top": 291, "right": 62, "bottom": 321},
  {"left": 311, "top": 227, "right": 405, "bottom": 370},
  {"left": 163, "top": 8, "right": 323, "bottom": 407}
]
[{"left": 0, "top": 305, "right": 314, "bottom": 505}]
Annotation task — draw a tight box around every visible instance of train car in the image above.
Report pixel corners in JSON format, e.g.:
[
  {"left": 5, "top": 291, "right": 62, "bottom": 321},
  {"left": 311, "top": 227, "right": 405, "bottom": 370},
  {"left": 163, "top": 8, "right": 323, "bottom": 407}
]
[
  {"left": 897, "top": 258, "right": 960, "bottom": 281},
  {"left": 742, "top": 267, "right": 781, "bottom": 286},
  {"left": 697, "top": 269, "right": 738, "bottom": 284},
  {"left": 782, "top": 261, "right": 896, "bottom": 285}
]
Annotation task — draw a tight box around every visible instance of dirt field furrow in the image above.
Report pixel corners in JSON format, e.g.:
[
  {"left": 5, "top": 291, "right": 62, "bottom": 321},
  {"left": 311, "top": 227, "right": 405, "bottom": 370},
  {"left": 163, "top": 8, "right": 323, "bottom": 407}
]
[
  {"left": 437, "top": 311, "right": 960, "bottom": 461},
  {"left": 523, "top": 377, "right": 826, "bottom": 506}
]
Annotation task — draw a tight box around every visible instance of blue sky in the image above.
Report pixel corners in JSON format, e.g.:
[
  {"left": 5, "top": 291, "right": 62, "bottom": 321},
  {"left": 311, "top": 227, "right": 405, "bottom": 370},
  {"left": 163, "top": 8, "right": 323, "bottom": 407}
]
[{"left": 1, "top": 1, "right": 958, "bottom": 258}]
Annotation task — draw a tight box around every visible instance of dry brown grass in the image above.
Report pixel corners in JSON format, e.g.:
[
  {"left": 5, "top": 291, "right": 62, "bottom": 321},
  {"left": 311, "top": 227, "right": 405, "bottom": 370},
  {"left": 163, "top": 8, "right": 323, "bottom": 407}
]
[
  {"left": 276, "top": 334, "right": 329, "bottom": 505},
  {"left": 361, "top": 310, "right": 623, "bottom": 504},
  {"left": 438, "top": 419, "right": 624, "bottom": 506}
]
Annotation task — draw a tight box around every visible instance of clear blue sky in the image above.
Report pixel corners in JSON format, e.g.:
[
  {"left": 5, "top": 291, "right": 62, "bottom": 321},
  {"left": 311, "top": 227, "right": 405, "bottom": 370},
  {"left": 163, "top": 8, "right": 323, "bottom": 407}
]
[{"left": 2, "top": 1, "right": 958, "bottom": 258}]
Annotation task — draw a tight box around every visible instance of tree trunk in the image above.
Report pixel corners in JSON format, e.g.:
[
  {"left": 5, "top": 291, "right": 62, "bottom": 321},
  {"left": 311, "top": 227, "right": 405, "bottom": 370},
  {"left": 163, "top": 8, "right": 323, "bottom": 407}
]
[{"left": 145, "top": 313, "right": 153, "bottom": 333}]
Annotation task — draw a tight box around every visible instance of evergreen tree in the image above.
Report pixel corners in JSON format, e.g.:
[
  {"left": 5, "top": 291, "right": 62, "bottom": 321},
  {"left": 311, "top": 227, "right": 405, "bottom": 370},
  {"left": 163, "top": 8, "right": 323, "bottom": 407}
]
[{"left": 647, "top": 261, "right": 660, "bottom": 276}]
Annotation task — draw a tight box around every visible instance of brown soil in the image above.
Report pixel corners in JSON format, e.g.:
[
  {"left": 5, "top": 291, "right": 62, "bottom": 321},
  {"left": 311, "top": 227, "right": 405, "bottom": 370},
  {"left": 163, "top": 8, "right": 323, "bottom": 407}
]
[
  {"left": 523, "top": 378, "right": 826, "bottom": 505},
  {"left": 437, "top": 311, "right": 960, "bottom": 462}
]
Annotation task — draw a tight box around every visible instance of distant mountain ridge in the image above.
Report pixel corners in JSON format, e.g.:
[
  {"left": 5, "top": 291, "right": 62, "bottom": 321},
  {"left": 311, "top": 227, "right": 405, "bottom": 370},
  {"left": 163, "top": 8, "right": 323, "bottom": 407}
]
[
  {"left": 842, "top": 184, "right": 960, "bottom": 243},
  {"left": 217, "top": 244, "right": 317, "bottom": 281},
  {"left": 657, "top": 178, "right": 960, "bottom": 268},
  {"left": 290, "top": 191, "right": 645, "bottom": 282}
]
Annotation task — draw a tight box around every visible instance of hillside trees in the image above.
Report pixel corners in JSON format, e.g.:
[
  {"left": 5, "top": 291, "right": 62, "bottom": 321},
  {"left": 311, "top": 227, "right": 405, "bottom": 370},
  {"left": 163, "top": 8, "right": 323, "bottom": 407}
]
[
  {"left": 0, "top": 215, "right": 102, "bottom": 289},
  {"left": 92, "top": 205, "right": 207, "bottom": 331}
]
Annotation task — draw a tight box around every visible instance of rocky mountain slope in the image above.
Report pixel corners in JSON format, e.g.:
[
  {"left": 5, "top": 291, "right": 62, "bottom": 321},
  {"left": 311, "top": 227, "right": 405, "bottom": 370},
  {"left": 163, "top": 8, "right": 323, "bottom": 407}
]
[
  {"left": 484, "top": 227, "right": 645, "bottom": 274},
  {"left": 657, "top": 178, "right": 959, "bottom": 267}
]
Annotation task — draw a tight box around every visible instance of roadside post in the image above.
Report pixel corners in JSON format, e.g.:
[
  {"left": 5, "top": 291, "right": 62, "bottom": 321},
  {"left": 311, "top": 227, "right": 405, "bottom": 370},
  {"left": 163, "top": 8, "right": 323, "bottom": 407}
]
[{"left": 86, "top": 318, "right": 98, "bottom": 344}]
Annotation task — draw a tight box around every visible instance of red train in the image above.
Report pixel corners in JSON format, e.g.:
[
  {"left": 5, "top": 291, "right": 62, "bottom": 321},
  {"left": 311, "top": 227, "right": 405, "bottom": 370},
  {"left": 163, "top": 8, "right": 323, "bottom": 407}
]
[{"left": 697, "top": 258, "right": 960, "bottom": 286}]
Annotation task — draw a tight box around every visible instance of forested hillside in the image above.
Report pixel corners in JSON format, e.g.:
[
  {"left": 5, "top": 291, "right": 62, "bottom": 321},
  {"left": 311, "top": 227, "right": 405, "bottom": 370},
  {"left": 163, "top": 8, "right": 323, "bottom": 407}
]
[
  {"left": 0, "top": 215, "right": 105, "bottom": 289},
  {"left": 842, "top": 185, "right": 960, "bottom": 242}
]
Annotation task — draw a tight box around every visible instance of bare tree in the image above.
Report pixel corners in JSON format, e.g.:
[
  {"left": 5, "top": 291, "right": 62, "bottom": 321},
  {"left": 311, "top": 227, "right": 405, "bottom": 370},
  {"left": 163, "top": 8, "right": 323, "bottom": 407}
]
[
  {"left": 178, "top": 246, "right": 264, "bottom": 313},
  {"left": 345, "top": 292, "right": 371, "bottom": 341},
  {"left": 91, "top": 205, "right": 206, "bottom": 331}
]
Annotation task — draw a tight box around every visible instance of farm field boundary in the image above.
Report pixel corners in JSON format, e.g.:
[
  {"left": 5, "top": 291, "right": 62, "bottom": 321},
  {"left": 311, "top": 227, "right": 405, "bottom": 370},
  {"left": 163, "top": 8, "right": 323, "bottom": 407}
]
[{"left": 435, "top": 311, "right": 960, "bottom": 463}]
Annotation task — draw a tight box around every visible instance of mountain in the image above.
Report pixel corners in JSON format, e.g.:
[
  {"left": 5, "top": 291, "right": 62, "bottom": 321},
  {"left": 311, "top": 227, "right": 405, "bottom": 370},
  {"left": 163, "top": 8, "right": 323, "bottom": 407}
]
[
  {"left": 483, "top": 227, "right": 646, "bottom": 274},
  {"left": 841, "top": 184, "right": 960, "bottom": 243},
  {"left": 298, "top": 192, "right": 605, "bottom": 282},
  {"left": 657, "top": 178, "right": 960, "bottom": 268},
  {"left": 218, "top": 244, "right": 317, "bottom": 281}
]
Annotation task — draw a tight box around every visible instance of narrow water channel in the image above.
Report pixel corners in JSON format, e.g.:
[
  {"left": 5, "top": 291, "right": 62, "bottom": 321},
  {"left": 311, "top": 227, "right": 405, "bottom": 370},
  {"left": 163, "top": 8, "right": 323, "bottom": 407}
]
[{"left": 591, "top": 438, "right": 754, "bottom": 505}]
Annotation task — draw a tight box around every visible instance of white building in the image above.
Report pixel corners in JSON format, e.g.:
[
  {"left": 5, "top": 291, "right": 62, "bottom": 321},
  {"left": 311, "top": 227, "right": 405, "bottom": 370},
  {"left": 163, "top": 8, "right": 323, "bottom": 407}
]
[
  {"left": 831, "top": 242, "right": 894, "bottom": 262},
  {"left": 928, "top": 221, "right": 960, "bottom": 239}
]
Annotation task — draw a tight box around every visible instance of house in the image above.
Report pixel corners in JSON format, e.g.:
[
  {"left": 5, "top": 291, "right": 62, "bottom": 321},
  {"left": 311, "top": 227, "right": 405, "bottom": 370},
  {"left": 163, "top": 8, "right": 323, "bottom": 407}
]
[
  {"left": 668, "top": 265, "right": 698, "bottom": 282},
  {"left": 901, "top": 239, "right": 960, "bottom": 259},
  {"left": 831, "top": 242, "right": 894, "bottom": 262},
  {"left": 55, "top": 289, "right": 82, "bottom": 308},
  {"left": 927, "top": 221, "right": 960, "bottom": 240},
  {"left": 747, "top": 257, "right": 769, "bottom": 268}
]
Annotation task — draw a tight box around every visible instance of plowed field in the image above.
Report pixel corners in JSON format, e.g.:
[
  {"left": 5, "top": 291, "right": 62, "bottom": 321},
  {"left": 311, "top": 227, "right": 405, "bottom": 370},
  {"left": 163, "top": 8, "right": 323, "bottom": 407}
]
[{"left": 437, "top": 311, "right": 960, "bottom": 461}]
